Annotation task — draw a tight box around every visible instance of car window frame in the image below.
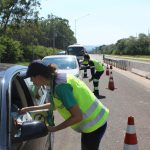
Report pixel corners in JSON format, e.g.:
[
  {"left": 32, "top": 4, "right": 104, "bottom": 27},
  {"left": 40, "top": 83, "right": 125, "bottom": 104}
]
[
  {"left": 0, "top": 78, "right": 2, "bottom": 127},
  {"left": 10, "top": 72, "right": 49, "bottom": 149}
]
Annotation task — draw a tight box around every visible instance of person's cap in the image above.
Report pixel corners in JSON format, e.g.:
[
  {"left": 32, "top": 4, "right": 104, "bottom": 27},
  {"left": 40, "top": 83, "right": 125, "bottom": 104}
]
[{"left": 26, "top": 60, "right": 48, "bottom": 77}]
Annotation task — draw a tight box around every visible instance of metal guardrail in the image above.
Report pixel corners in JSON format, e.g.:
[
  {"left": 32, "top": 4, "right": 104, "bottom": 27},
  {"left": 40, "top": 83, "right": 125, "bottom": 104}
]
[{"left": 103, "top": 56, "right": 150, "bottom": 79}]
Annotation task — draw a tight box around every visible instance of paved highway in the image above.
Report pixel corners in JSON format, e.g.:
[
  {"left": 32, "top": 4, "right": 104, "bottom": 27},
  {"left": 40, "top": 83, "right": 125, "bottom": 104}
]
[{"left": 53, "top": 54, "right": 150, "bottom": 150}]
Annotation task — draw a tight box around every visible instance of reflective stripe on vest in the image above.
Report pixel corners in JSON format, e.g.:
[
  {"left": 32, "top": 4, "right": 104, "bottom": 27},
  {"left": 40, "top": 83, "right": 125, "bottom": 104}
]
[
  {"left": 54, "top": 74, "right": 109, "bottom": 133},
  {"left": 73, "top": 99, "right": 106, "bottom": 132},
  {"left": 92, "top": 59, "right": 104, "bottom": 72},
  {"left": 94, "top": 87, "right": 99, "bottom": 90},
  {"left": 90, "top": 66, "right": 95, "bottom": 69},
  {"left": 93, "top": 79, "right": 99, "bottom": 82}
]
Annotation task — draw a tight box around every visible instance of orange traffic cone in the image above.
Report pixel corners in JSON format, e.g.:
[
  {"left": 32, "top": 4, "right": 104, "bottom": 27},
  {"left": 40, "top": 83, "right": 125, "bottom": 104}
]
[
  {"left": 106, "top": 65, "right": 109, "bottom": 76},
  {"left": 108, "top": 71, "right": 115, "bottom": 90},
  {"left": 124, "top": 116, "right": 138, "bottom": 150}
]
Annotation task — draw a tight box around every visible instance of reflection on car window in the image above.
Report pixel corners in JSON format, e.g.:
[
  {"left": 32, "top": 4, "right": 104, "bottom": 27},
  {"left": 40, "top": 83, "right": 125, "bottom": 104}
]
[
  {"left": 43, "top": 57, "right": 77, "bottom": 69},
  {"left": 24, "top": 78, "right": 48, "bottom": 105}
]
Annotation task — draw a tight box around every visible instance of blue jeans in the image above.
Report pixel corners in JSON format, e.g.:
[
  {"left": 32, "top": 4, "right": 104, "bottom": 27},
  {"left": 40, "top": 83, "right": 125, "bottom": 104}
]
[{"left": 81, "top": 122, "right": 107, "bottom": 150}]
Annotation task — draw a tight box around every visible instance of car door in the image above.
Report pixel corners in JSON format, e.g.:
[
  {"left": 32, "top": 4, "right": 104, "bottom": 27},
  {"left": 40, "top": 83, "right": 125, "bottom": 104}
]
[{"left": 10, "top": 72, "right": 52, "bottom": 150}]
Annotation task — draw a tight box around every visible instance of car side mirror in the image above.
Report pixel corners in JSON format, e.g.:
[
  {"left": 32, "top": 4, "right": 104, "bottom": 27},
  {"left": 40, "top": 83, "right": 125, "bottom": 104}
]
[{"left": 13, "top": 120, "right": 48, "bottom": 143}]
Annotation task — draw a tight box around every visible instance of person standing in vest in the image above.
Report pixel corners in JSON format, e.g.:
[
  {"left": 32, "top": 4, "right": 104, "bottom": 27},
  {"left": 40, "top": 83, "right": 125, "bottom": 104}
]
[
  {"left": 20, "top": 60, "right": 109, "bottom": 150},
  {"left": 83, "top": 54, "right": 105, "bottom": 99},
  {"left": 82, "top": 53, "right": 89, "bottom": 78}
]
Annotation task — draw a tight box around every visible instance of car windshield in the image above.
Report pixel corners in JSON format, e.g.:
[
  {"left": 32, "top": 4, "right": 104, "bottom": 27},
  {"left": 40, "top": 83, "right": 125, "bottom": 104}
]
[
  {"left": 43, "top": 57, "right": 77, "bottom": 69},
  {"left": 67, "top": 47, "right": 84, "bottom": 56}
]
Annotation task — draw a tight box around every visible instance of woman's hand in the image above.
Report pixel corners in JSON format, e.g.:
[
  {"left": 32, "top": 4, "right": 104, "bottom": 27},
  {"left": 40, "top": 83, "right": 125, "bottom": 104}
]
[
  {"left": 19, "top": 107, "right": 31, "bottom": 114},
  {"left": 47, "top": 105, "right": 83, "bottom": 133}
]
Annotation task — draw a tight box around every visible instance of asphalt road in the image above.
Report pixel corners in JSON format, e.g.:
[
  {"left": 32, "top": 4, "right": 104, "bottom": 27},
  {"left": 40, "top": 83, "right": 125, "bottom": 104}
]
[{"left": 53, "top": 54, "right": 150, "bottom": 150}]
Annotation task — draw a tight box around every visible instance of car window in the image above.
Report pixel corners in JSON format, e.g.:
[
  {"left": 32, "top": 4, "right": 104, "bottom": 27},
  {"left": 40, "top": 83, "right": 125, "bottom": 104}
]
[
  {"left": 67, "top": 47, "right": 85, "bottom": 56},
  {"left": 43, "top": 57, "right": 77, "bottom": 69},
  {"left": 24, "top": 78, "right": 49, "bottom": 105}
]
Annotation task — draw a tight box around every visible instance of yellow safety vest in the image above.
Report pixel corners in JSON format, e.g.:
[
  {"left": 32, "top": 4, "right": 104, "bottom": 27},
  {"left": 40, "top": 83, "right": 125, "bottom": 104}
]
[
  {"left": 82, "top": 60, "right": 89, "bottom": 65},
  {"left": 54, "top": 74, "right": 109, "bottom": 133},
  {"left": 92, "top": 59, "right": 104, "bottom": 72}
]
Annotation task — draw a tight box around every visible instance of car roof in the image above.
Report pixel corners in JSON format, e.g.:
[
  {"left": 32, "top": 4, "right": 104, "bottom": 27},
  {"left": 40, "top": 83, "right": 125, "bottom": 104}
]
[
  {"left": 68, "top": 44, "right": 84, "bottom": 48},
  {"left": 0, "top": 63, "right": 27, "bottom": 77},
  {"left": 0, "top": 63, "right": 15, "bottom": 72},
  {"left": 43, "top": 55, "right": 77, "bottom": 59}
]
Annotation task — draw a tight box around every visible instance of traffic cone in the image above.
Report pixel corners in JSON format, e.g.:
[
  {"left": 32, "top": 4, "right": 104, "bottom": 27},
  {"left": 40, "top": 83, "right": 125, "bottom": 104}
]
[
  {"left": 106, "top": 65, "right": 109, "bottom": 76},
  {"left": 108, "top": 71, "right": 115, "bottom": 90},
  {"left": 124, "top": 116, "right": 138, "bottom": 150}
]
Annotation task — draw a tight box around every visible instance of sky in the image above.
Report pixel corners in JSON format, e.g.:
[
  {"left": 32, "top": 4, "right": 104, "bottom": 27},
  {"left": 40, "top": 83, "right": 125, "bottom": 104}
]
[{"left": 39, "top": 0, "right": 150, "bottom": 46}]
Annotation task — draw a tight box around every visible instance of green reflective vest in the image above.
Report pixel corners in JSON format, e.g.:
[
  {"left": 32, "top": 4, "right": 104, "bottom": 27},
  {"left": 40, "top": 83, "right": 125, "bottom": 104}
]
[
  {"left": 92, "top": 59, "right": 104, "bottom": 72},
  {"left": 82, "top": 60, "right": 89, "bottom": 65},
  {"left": 54, "top": 74, "right": 109, "bottom": 133}
]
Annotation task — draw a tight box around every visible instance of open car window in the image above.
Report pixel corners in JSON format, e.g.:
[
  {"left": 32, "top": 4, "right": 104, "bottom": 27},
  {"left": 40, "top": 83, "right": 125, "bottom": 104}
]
[
  {"left": 24, "top": 78, "right": 49, "bottom": 105},
  {"left": 10, "top": 74, "right": 49, "bottom": 143}
]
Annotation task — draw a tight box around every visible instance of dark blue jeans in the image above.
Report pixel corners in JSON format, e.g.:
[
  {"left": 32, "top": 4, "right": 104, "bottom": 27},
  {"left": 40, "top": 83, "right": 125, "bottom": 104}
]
[{"left": 81, "top": 122, "right": 107, "bottom": 150}]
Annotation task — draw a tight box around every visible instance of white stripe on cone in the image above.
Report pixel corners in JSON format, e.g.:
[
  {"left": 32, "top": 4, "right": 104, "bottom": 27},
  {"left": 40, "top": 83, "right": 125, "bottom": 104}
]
[
  {"left": 126, "top": 125, "right": 136, "bottom": 134},
  {"left": 124, "top": 144, "right": 138, "bottom": 150}
]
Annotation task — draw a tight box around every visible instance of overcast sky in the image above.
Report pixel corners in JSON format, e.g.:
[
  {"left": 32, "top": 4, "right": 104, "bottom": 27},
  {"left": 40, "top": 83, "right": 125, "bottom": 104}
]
[{"left": 39, "top": 0, "right": 150, "bottom": 46}]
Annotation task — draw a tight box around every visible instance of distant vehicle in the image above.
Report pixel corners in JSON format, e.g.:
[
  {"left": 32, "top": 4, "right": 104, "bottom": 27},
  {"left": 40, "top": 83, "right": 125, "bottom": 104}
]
[
  {"left": 42, "top": 55, "right": 80, "bottom": 78},
  {"left": 56, "top": 51, "right": 66, "bottom": 55},
  {"left": 0, "top": 63, "right": 53, "bottom": 150},
  {"left": 66, "top": 44, "right": 87, "bottom": 64}
]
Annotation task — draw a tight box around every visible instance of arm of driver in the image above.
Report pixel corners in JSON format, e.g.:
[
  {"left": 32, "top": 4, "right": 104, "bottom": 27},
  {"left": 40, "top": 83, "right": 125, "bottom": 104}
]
[{"left": 20, "top": 103, "right": 51, "bottom": 114}]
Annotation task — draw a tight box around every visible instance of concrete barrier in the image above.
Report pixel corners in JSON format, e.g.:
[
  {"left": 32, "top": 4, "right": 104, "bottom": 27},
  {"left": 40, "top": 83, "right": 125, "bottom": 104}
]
[
  {"left": 131, "top": 68, "right": 150, "bottom": 79},
  {"left": 103, "top": 57, "right": 150, "bottom": 79}
]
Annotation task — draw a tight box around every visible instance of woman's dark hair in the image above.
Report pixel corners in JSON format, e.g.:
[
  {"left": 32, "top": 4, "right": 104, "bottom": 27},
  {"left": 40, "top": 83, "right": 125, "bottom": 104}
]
[{"left": 26, "top": 60, "right": 57, "bottom": 79}]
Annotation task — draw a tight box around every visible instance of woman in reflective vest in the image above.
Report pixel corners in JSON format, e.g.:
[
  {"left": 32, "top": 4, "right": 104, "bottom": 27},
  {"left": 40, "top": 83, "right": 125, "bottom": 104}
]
[{"left": 20, "top": 60, "right": 109, "bottom": 150}]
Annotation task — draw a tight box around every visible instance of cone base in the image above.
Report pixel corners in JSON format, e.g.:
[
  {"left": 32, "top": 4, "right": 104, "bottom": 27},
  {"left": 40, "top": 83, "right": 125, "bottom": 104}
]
[{"left": 124, "top": 144, "right": 138, "bottom": 150}]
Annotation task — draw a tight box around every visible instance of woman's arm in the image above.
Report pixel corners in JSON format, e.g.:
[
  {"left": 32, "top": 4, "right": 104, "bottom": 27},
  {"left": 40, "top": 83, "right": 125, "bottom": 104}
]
[
  {"left": 48, "top": 104, "right": 83, "bottom": 132},
  {"left": 20, "top": 103, "right": 50, "bottom": 114}
]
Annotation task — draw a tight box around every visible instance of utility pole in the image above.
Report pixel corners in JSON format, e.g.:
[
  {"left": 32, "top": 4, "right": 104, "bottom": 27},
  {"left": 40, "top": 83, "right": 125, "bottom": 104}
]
[{"left": 74, "top": 14, "right": 90, "bottom": 42}]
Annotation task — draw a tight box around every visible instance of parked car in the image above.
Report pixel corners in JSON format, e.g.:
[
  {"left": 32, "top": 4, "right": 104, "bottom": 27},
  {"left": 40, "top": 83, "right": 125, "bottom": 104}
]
[
  {"left": 42, "top": 55, "right": 80, "bottom": 78},
  {"left": 0, "top": 63, "right": 53, "bottom": 150},
  {"left": 66, "top": 44, "right": 87, "bottom": 65},
  {"left": 56, "top": 51, "right": 66, "bottom": 55}
]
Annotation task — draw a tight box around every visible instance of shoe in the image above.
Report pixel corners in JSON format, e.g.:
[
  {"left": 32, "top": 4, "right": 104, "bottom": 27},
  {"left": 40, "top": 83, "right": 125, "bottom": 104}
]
[
  {"left": 94, "top": 92, "right": 106, "bottom": 99},
  {"left": 83, "top": 76, "right": 88, "bottom": 78}
]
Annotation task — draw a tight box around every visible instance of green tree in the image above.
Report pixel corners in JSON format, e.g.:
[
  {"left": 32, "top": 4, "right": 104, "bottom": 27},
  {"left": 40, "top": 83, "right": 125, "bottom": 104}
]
[
  {"left": 0, "top": 0, "right": 40, "bottom": 34},
  {"left": 0, "top": 36, "right": 23, "bottom": 62},
  {"left": 38, "top": 14, "right": 76, "bottom": 49}
]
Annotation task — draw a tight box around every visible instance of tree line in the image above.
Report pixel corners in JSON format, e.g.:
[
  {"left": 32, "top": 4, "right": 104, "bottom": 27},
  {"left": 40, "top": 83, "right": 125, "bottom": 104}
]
[
  {"left": 0, "top": 0, "right": 76, "bottom": 63},
  {"left": 95, "top": 33, "right": 150, "bottom": 55}
]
